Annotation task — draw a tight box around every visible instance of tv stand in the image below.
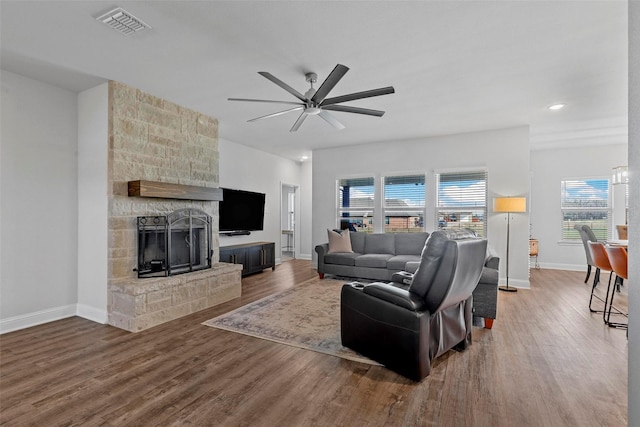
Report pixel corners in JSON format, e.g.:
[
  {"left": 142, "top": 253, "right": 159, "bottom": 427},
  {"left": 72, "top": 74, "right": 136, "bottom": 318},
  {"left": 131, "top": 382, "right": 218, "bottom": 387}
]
[
  {"left": 221, "top": 230, "right": 251, "bottom": 236},
  {"left": 219, "top": 242, "right": 275, "bottom": 276}
]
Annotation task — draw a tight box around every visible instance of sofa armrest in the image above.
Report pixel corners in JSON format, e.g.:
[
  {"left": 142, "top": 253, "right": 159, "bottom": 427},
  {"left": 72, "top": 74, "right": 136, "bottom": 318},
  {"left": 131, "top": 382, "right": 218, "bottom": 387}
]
[
  {"left": 363, "top": 283, "right": 426, "bottom": 311},
  {"left": 485, "top": 256, "right": 500, "bottom": 270},
  {"left": 315, "top": 243, "right": 329, "bottom": 272}
]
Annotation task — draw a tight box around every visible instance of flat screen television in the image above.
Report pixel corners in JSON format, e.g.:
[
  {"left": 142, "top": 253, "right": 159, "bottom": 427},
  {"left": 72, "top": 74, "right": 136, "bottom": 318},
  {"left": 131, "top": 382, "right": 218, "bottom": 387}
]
[{"left": 219, "top": 188, "right": 266, "bottom": 233}]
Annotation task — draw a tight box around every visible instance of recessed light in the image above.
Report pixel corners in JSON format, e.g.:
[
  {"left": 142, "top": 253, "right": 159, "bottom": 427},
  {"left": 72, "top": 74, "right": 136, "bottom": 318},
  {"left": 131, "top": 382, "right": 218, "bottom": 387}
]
[{"left": 548, "top": 103, "right": 565, "bottom": 111}]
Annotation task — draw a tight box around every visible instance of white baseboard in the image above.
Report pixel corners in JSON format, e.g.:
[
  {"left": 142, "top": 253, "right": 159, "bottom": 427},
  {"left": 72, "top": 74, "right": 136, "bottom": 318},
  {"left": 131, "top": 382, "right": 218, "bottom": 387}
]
[
  {"left": 537, "top": 263, "right": 585, "bottom": 272},
  {"left": 0, "top": 304, "right": 76, "bottom": 334},
  {"left": 498, "top": 277, "right": 531, "bottom": 289},
  {"left": 298, "top": 253, "right": 312, "bottom": 260},
  {"left": 76, "top": 304, "right": 108, "bottom": 324}
]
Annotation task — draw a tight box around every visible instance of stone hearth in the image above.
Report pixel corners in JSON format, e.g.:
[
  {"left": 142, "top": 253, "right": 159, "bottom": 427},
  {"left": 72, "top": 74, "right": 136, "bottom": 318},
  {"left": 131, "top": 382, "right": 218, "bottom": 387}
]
[{"left": 109, "top": 263, "right": 242, "bottom": 332}]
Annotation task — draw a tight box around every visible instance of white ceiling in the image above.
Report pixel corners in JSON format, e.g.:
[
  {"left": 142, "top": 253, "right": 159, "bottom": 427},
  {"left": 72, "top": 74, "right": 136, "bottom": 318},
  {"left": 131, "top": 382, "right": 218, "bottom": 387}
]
[{"left": 0, "top": 1, "right": 629, "bottom": 161}]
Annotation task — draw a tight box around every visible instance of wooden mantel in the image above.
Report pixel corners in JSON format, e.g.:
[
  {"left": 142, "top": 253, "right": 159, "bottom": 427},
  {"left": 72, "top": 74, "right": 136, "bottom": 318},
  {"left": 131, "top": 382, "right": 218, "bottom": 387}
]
[{"left": 128, "top": 180, "right": 223, "bottom": 201}]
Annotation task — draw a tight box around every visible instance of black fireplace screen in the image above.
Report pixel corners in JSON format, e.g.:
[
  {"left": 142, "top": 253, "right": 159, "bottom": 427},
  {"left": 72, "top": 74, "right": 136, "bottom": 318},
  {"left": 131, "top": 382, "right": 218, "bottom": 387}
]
[{"left": 136, "top": 208, "right": 212, "bottom": 278}]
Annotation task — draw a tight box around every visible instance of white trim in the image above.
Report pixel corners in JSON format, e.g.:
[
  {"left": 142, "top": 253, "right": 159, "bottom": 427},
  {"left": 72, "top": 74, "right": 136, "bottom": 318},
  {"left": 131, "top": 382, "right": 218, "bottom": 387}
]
[
  {"left": 298, "top": 253, "right": 312, "bottom": 261},
  {"left": 0, "top": 305, "right": 76, "bottom": 334},
  {"left": 499, "top": 278, "right": 531, "bottom": 289},
  {"left": 537, "top": 262, "right": 586, "bottom": 272},
  {"left": 76, "top": 304, "right": 108, "bottom": 324}
]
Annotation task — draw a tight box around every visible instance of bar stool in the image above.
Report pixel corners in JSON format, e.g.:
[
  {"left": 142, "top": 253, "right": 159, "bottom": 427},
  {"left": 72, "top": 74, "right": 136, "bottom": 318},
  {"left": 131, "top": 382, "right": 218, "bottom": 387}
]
[
  {"left": 586, "top": 241, "right": 614, "bottom": 315},
  {"left": 604, "top": 245, "right": 628, "bottom": 329}
]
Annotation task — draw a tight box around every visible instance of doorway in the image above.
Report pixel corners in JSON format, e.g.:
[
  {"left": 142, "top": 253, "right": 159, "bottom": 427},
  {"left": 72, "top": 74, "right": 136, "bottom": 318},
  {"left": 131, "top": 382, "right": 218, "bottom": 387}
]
[{"left": 281, "top": 184, "right": 297, "bottom": 261}]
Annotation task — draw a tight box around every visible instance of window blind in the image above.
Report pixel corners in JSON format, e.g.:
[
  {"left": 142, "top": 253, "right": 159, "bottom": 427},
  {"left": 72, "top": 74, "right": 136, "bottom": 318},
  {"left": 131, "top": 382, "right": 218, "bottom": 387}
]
[
  {"left": 435, "top": 171, "right": 487, "bottom": 237},
  {"left": 560, "top": 178, "right": 610, "bottom": 240},
  {"left": 383, "top": 174, "right": 426, "bottom": 232}
]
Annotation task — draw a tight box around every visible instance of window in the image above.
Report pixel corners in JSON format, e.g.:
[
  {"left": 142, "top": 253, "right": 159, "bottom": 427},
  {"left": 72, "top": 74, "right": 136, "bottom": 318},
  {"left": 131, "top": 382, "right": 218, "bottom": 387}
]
[
  {"left": 337, "top": 177, "right": 375, "bottom": 233},
  {"left": 383, "top": 174, "right": 426, "bottom": 233},
  {"left": 561, "top": 178, "right": 610, "bottom": 241},
  {"left": 435, "top": 171, "right": 487, "bottom": 237}
]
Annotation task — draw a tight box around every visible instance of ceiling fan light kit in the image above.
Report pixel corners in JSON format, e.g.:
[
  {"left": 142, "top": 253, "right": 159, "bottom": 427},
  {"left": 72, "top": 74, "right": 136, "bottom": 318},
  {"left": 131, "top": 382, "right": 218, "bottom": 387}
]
[{"left": 229, "top": 64, "right": 394, "bottom": 132}]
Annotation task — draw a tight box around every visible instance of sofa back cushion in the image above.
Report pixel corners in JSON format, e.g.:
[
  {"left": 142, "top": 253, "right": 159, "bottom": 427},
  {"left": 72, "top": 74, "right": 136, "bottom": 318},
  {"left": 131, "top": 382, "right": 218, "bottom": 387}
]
[
  {"left": 394, "top": 232, "right": 429, "bottom": 255},
  {"left": 364, "top": 233, "right": 396, "bottom": 255},
  {"left": 350, "top": 232, "right": 366, "bottom": 254}
]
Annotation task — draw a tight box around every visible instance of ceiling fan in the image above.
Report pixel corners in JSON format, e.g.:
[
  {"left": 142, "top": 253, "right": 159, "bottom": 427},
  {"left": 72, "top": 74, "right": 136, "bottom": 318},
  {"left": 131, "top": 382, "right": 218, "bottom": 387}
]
[{"left": 228, "top": 64, "right": 394, "bottom": 132}]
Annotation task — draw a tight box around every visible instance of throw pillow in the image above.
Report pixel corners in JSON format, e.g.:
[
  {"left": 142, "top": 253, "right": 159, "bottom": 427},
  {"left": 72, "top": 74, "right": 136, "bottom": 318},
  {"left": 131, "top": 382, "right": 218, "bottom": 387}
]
[{"left": 327, "top": 229, "right": 353, "bottom": 253}]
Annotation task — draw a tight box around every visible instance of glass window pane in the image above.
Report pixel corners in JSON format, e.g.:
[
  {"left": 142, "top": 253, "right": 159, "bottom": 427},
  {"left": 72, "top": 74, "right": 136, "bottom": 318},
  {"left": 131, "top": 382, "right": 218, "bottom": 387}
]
[
  {"left": 436, "top": 171, "right": 487, "bottom": 237},
  {"left": 383, "top": 174, "right": 426, "bottom": 233},
  {"left": 338, "top": 177, "right": 375, "bottom": 233},
  {"left": 560, "top": 178, "right": 610, "bottom": 240},
  {"left": 338, "top": 177, "right": 375, "bottom": 210}
]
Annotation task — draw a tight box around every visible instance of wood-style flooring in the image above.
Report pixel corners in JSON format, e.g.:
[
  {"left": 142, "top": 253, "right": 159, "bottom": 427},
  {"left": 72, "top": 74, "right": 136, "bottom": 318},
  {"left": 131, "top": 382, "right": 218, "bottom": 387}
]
[{"left": 0, "top": 261, "right": 628, "bottom": 426}]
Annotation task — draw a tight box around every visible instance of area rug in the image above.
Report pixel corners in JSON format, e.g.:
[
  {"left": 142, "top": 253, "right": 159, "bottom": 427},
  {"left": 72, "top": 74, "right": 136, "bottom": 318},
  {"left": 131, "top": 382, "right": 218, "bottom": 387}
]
[{"left": 202, "top": 277, "right": 380, "bottom": 365}]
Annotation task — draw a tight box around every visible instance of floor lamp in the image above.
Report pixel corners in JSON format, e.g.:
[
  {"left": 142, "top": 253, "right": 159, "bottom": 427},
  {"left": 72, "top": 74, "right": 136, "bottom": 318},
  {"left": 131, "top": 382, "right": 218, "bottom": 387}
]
[{"left": 494, "top": 197, "right": 527, "bottom": 293}]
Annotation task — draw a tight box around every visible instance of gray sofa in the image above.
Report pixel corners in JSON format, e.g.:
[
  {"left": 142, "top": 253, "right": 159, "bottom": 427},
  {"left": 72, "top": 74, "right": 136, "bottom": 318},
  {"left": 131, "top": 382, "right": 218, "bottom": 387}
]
[
  {"left": 315, "top": 230, "right": 500, "bottom": 329},
  {"left": 316, "top": 232, "right": 429, "bottom": 282}
]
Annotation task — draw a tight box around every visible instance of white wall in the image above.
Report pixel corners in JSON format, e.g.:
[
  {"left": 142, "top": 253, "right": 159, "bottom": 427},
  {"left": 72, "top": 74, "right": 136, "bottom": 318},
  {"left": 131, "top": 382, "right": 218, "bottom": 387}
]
[
  {"left": 77, "top": 83, "right": 108, "bottom": 323},
  {"left": 299, "top": 161, "right": 313, "bottom": 259},
  {"left": 628, "top": 1, "right": 639, "bottom": 423},
  {"left": 312, "top": 126, "right": 531, "bottom": 287},
  {"left": 530, "top": 144, "right": 627, "bottom": 271},
  {"left": 218, "top": 139, "right": 309, "bottom": 262},
  {"left": 0, "top": 71, "right": 78, "bottom": 332}
]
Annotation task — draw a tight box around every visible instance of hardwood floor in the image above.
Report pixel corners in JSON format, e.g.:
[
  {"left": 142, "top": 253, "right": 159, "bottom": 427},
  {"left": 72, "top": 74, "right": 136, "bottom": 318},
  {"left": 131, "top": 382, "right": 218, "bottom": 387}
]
[{"left": 0, "top": 261, "right": 628, "bottom": 426}]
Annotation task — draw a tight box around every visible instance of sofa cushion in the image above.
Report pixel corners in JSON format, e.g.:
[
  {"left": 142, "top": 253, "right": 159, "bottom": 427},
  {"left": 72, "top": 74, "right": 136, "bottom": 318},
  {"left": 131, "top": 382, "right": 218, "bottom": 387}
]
[
  {"left": 355, "top": 254, "right": 394, "bottom": 268},
  {"left": 364, "top": 233, "right": 395, "bottom": 255},
  {"left": 395, "top": 232, "right": 429, "bottom": 255},
  {"left": 350, "top": 232, "right": 366, "bottom": 254},
  {"left": 325, "top": 252, "right": 362, "bottom": 266},
  {"left": 327, "top": 229, "right": 353, "bottom": 254},
  {"left": 387, "top": 255, "right": 421, "bottom": 270}
]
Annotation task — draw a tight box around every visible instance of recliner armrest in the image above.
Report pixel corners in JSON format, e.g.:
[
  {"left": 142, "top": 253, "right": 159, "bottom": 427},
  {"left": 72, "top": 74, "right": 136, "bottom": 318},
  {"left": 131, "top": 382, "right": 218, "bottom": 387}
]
[
  {"left": 391, "top": 271, "right": 414, "bottom": 286},
  {"left": 363, "top": 283, "right": 426, "bottom": 311}
]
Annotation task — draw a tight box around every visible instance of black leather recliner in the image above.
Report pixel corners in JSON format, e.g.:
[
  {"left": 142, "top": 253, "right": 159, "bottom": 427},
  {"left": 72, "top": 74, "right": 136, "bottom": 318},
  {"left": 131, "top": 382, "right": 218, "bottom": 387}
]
[{"left": 340, "top": 229, "right": 488, "bottom": 381}]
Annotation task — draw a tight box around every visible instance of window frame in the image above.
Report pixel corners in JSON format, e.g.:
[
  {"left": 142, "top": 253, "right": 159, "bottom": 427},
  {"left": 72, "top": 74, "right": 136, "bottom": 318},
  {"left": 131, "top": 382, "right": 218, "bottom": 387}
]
[
  {"left": 336, "top": 176, "right": 376, "bottom": 233},
  {"left": 434, "top": 169, "right": 488, "bottom": 237},
  {"left": 560, "top": 176, "right": 612, "bottom": 242},
  {"left": 381, "top": 173, "right": 427, "bottom": 233}
]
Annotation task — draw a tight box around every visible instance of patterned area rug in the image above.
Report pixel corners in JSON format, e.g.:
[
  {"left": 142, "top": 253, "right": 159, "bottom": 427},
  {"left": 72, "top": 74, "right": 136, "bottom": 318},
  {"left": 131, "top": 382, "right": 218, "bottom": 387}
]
[{"left": 202, "top": 277, "right": 380, "bottom": 365}]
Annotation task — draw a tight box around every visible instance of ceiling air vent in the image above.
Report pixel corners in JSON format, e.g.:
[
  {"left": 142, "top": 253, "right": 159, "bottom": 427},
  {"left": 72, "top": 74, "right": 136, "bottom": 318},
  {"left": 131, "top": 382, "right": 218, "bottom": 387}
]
[{"left": 96, "top": 7, "right": 151, "bottom": 36}]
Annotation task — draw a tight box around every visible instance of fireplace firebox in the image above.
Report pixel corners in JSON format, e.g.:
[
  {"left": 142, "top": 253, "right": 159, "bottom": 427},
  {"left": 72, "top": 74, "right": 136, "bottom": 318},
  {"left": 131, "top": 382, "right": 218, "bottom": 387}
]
[{"left": 136, "top": 208, "right": 212, "bottom": 278}]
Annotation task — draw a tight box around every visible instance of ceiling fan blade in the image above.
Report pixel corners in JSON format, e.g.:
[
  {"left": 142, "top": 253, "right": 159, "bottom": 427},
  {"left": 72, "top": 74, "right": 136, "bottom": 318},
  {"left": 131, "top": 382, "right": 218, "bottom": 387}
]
[
  {"left": 258, "top": 72, "right": 307, "bottom": 102},
  {"left": 320, "top": 86, "right": 395, "bottom": 107},
  {"left": 311, "top": 64, "right": 349, "bottom": 104},
  {"left": 318, "top": 111, "right": 346, "bottom": 130},
  {"left": 248, "top": 106, "right": 304, "bottom": 122},
  {"left": 322, "top": 105, "right": 385, "bottom": 117},
  {"left": 290, "top": 112, "right": 308, "bottom": 132},
  {"left": 228, "top": 98, "right": 304, "bottom": 107}
]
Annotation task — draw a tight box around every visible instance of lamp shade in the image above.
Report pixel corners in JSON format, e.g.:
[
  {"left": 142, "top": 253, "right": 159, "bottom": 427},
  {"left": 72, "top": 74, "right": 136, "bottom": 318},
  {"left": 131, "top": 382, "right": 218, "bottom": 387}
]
[{"left": 494, "top": 197, "right": 527, "bottom": 213}]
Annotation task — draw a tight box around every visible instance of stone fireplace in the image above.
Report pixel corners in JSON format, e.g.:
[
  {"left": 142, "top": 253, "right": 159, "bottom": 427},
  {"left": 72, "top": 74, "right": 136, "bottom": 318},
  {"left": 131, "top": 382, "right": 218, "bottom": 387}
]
[
  {"left": 136, "top": 208, "right": 212, "bottom": 278},
  {"left": 107, "top": 81, "right": 242, "bottom": 332}
]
